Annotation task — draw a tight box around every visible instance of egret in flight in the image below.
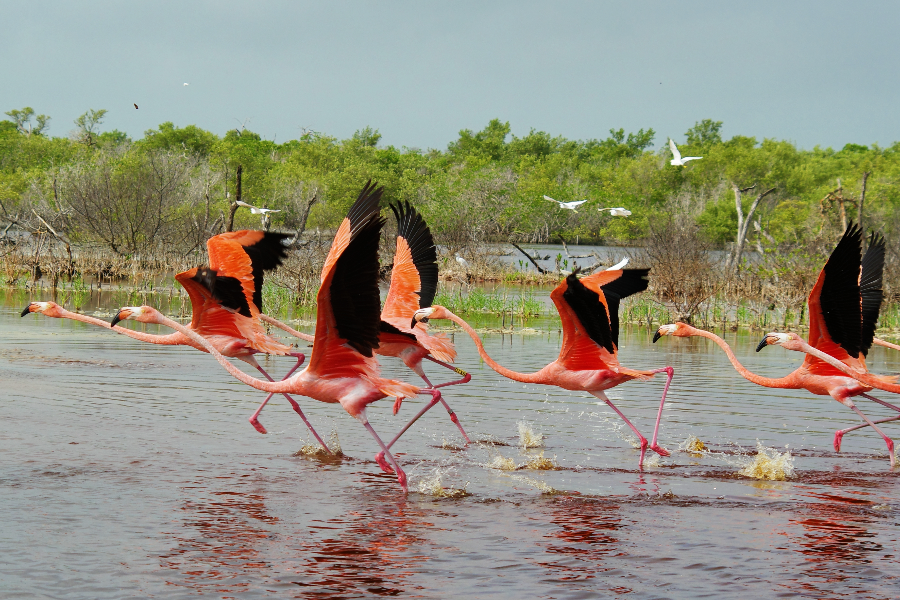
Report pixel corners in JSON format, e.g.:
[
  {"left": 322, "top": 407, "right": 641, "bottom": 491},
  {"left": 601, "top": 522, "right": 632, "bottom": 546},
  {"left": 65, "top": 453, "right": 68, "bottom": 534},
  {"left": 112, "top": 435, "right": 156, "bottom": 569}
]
[
  {"left": 668, "top": 139, "right": 702, "bottom": 167},
  {"left": 543, "top": 195, "right": 588, "bottom": 212},
  {"left": 598, "top": 207, "right": 632, "bottom": 217}
]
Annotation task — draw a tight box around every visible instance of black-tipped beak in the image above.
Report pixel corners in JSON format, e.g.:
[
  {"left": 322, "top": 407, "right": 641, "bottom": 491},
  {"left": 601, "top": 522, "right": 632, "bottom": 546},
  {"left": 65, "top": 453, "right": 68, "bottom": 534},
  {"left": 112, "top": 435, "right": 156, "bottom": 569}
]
[
  {"left": 20, "top": 304, "right": 32, "bottom": 317},
  {"left": 652, "top": 330, "right": 662, "bottom": 343},
  {"left": 110, "top": 310, "right": 125, "bottom": 328},
  {"left": 410, "top": 316, "right": 428, "bottom": 328},
  {"left": 755, "top": 335, "right": 771, "bottom": 352}
]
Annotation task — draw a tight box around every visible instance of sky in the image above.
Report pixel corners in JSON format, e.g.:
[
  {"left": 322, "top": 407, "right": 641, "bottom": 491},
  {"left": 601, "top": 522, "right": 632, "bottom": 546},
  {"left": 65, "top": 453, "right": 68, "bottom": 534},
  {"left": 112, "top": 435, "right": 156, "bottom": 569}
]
[{"left": 2, "top": 1, "right": 898, "bottom": 151}]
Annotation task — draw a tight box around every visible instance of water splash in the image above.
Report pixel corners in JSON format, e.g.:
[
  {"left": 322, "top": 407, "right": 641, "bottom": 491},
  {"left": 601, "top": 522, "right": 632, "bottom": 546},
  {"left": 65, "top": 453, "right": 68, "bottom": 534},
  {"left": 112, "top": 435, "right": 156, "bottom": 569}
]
[
  {"left": 293, "top": 429, "right": 342, "bottom": 458},
  {"left": 739, "top": 441, "right": 794, "bottom": 480},
  {"left": 679, "top": 435, "right": 707, "bottom": 453},
  {"left": 503, "top": 472, "right": 558, "bottom": 494},
  {"left": 522, "top": 451, "right": 559, "bottom": 470},
  {"left": 416, "top": 468, "right": 469, "bottom": 498},
  {"left": 644, "top": 454, "right": 661, "bottom": 468},
  {"left": 487, "top": 455, "right": 516, "bottom": 471},
  {"left": 518, "top": 421, "right": 544, "bottom": 449}
]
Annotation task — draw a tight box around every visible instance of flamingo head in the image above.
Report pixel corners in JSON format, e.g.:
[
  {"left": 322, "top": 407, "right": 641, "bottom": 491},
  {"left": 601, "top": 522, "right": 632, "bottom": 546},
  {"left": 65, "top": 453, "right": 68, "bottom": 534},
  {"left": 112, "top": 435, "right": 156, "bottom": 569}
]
[
  {"left": 111, "top": 305, "right": 161, "bottom": 327},
  {"left": 756, "top": 332, "right": 800, "bottom": 352},
  {"left": 21, "top": 301, "right": 62, "bottom": 317},
  {"left": 652, "top": 322, "right": 694, "bottom": 342},
  {"left": 410, "top": 305, "right": 450, "bottom": 329}
]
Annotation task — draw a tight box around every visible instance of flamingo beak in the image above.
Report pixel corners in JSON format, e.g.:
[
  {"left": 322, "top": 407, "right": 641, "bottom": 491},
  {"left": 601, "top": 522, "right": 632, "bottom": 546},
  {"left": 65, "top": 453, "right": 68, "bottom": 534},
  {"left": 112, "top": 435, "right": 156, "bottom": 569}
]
[
  {"left": 110, "top": 309, "right": 129, "bottom": 327},
  {"left": 652, "top": 329, "right": 663, "bottom": 343},
  {"left": 20, "top": 304, "right": 34, "bottom": 317},
  {"left": 755, "top": 335, "right": 773, "bottom": 352},
  {"left": 411, "top": 316, "right": 429, "bottom": 328}
]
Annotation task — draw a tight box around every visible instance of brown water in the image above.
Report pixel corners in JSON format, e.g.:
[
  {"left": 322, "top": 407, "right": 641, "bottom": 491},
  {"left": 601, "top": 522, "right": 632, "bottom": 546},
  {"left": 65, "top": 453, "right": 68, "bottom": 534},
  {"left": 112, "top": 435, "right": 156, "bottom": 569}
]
[{"left": 2, "top": 294, "right": 899, "bottom": 599}]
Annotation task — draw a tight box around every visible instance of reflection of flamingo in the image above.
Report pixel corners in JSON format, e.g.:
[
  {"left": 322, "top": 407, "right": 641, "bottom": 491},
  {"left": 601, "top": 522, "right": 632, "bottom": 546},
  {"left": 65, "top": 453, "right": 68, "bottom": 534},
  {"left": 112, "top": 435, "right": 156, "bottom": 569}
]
[
  {"left": 115, "top": 181, "right": 441, "bottom": 492},
  {"left": 413, "top": 264, "right": 675, "bottom": 468},
  {"left": 656, "top": 225, "right": 896, "bottom": 466}
]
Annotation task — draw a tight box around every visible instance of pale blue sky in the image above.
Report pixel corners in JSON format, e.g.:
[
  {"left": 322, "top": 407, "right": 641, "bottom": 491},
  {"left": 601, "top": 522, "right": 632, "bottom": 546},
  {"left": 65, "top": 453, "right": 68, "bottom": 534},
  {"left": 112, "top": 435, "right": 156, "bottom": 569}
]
[{"left": 2, "top": 1, "right": 897, "bottom": 150}]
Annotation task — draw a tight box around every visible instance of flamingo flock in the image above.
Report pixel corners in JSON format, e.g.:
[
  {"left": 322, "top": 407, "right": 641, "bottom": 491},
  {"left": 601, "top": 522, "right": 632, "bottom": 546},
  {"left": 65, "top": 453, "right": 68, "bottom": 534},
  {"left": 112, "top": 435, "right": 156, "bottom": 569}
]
[{"left": 20, "top": 181, "right": 900, "bottom": 492}]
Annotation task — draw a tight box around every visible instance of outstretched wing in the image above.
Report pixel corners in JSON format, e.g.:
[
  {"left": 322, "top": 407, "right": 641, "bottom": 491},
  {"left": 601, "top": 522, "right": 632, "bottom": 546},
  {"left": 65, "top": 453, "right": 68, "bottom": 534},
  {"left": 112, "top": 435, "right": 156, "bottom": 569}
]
[
  {"left": 681, "top": 156, "right": 702, "bottom": 163},
  {"left": 860, "top": 231, "right": 885, "bottom": 357},
  {"left": 807, "top": 223, "right": 862, "bottom": 372},
  {"left": 381, "top": 201, "right": 438, "bottom": 322},
  {"left": 206, "top": 230, "right": 292, "bottom": 315},
  {"left": 597, "top": 269, "right": 650, "bottom": 350},
  {"left": 668, "top": 139, "right": 681, "bottom": 162},
  {"left": 308, "top": 181, "right": 386, "bottom": 377}
]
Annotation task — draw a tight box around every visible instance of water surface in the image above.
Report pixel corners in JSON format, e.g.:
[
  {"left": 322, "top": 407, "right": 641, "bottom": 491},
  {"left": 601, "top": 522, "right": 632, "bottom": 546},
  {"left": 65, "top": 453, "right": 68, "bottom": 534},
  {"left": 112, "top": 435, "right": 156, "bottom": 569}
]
[{"left": 2, "top": 295, "right": 898, "bottom": 599}]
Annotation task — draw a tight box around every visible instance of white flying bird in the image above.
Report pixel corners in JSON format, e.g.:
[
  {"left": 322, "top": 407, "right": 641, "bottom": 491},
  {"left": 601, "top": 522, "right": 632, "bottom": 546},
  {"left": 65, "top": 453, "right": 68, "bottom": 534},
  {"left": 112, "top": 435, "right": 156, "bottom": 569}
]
[
  {"left": 236, "top": 200, "right": 281, "bottom": 216},
  {"left": 668, "top": 139, "right": 702, "bottom": 167},
  {"left": 598, "top": 207, "right": 632, "bottom": 217},
  {"left": 543, "top": 195, "right": 588, "bottom": 212},
  {"left": 606, "top": 257, "right": 629, "bottom": 270},
  {"left": 184, "top": 82, "right": 189, "bottom": 86}
]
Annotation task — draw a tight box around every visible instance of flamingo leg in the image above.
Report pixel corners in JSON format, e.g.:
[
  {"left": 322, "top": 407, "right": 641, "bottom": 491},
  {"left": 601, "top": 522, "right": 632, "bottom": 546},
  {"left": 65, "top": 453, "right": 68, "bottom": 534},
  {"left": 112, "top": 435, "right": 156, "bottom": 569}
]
[
  {"left": 834, "top": 415, "right": 900, "bottom": 452},
  {"left": 375, "top": 390, "right": 443, "bottom": 474},
  {"left": 647, "top": 366, "right": 674, "bottom": 457},
  {"left": 251, "top": 359, "right": 333, "bottom": 455},
  {"left": 848, "top": 404, "right": 896, "bottom": 467},
  {"left": 861, "top": 393, "right": 900, "bottom": 413},
  {"left": 591, "top": 390, "right": 649, "bottom": 469},
  {"left": 359, "top": 414, "right": 408, "bottom": 493},
  {"left": 248, "top": 354, "right": 305, "bottom": 434},
  {"left": 395, "top": 357, "right": 471, "bottom": 443}
]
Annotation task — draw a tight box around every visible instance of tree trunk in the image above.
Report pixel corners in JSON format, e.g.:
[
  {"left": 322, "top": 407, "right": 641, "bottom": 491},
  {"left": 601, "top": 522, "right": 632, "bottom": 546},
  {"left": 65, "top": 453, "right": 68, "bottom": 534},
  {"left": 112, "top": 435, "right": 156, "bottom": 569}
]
[
  {"left": 226, "top": 165, "right": 242, "bottom": 232},
  {"left": 857, "top": 171, "right": 870, "bottom": 232},
  {"left": 725, "top": 183, "right": 776, "bottom": 273}
]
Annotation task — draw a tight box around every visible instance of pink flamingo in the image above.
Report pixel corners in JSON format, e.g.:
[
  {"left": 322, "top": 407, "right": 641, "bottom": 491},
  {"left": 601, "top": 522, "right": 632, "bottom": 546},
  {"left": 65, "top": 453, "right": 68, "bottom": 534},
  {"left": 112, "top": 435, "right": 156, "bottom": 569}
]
[
  {"left": 655, "top": 225, "right": 896, "bottom": 466},
  {"left": 113, "top": 181, "right": 442, "bottom": 492},
  {"left": 412, "top": 263, "right": 675, "bottom": 468}
]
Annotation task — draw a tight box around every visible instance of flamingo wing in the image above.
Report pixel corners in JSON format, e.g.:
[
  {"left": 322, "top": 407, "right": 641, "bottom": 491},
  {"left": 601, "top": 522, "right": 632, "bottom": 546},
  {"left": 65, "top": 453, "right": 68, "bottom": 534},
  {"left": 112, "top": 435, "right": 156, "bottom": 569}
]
[
  {"left": 596, "top": 269, "right": 650, "bottom": 350},
  {"left": 550, "top": 274, "right": 617, "bottom": 371},
  {"left": 308, "top": 181, "right": 386, "bottom": 377},
  {"left": 806, "top": 223, "right": 862, "bottom": 373},
  {"left": 206, "top": 230, "right": 291, "bottom": 315},
  {"left": 860, "top": 231, "right": 885, "bottom": 357},
  {"left": 381, "top": 201, "right": 438, "bottom": 322},
  {"left": 175, "top": 267, "right": 213, "bottom": 329}
]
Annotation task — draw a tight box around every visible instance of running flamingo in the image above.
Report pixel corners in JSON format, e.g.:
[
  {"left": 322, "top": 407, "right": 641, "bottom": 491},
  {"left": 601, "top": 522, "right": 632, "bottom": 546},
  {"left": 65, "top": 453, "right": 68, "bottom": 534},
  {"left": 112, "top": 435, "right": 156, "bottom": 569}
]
[
  {"left": 113, "top": 181, "right": 442, "bottom": 492},
  {"left": 412, "top": 263, "right": 675, "bottom": 468},
  {"left": 654, "top": 225, "right": 896, "bottom": 466}
]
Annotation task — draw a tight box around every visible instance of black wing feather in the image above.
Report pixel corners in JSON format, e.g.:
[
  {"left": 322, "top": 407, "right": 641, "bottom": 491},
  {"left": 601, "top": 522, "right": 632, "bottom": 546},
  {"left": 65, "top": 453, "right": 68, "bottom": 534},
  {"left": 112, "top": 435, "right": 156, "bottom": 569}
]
[
  {"left": 241, "top": 232, "right": 292, "bottom": 313},
  {"left": 329, "top": 181, "right": 386, "bottom": 356},
  {"left": 562, "top": 273, "right": 616, "bottom": 354},
  {"left": 379, "top": 320, "right": 418, "bottom": 341},
  {"left": 390, "top": 201, "right": 438, "bottom": 309},
  {"left": 819, "top": 223, "right": 863, "bottom": 358},
  {"left": 191, "top": 267, "right": 251, "bottom": 317},
  {"left": 860, "top": 231, "right": 885, "bottom": 357},
  {"left": 601, "top": 269, "right": 650, "bottom": 349}
]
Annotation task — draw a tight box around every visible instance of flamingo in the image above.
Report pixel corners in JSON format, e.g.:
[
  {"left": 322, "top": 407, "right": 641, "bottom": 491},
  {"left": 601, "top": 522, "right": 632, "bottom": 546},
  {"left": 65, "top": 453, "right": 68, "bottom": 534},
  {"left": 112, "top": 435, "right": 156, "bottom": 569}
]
[
  {"left": 113, "top": 181, "right": 442, "bottom": 492},
  {"left": 22, "top": 231, "right": 331, "bottom": 452},
  {"left": 668, "top": 138, "right": 702, "bottom": 167},
  {"left": 412, "top": 263, "right": 675, "bottom": 468},
  {"left": 543, "top": 195, "right": 588, "bottom": 212},
  {"left": 654, "top": 225, "right": 896, "bottom": 466}
]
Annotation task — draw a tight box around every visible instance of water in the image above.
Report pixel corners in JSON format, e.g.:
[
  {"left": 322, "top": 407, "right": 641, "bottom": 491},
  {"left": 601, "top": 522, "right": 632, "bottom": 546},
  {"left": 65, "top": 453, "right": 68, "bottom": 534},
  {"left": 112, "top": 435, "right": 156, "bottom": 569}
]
[{"left": 2, "top": 294, "right": 899, "bottom": 598}]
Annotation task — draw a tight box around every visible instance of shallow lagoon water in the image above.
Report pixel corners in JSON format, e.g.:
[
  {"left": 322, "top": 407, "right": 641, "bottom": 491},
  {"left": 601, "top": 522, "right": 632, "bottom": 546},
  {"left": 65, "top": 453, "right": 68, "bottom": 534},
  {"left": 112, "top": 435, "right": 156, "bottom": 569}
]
[{"left": 2, "top": 296, "right": 899, "bottom": 599}]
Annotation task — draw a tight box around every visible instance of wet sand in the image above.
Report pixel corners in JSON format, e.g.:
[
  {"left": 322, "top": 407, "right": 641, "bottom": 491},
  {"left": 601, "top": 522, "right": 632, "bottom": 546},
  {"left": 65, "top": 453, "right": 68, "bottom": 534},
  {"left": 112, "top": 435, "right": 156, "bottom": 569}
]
[{"left": 2, "top": 299, "right": 899, "bottom": 598}]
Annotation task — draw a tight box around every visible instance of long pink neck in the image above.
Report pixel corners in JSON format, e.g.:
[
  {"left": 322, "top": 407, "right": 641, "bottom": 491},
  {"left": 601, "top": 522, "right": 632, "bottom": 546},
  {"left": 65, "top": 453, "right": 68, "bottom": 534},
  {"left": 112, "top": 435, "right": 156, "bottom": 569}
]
[
  {"left": 443, "top": 309, "right": 547, "bottom": 384},
  {"left": 794, "top": 339, "right": 900, "bottom": 393},
  {"left": 259, "top": 313, "right": 315, "bottom": 342},
  {"left": 152, "top": 313, "right": 295, "bottom": 394},
  {"left": 58, "top": 308, "right": 183, "bottom": 345},
  {"left": 689, "top": 327, "right": 799, "bottom": 389},
  {"left": 874, "top": 337, "right": 900, "bottom": 352}
]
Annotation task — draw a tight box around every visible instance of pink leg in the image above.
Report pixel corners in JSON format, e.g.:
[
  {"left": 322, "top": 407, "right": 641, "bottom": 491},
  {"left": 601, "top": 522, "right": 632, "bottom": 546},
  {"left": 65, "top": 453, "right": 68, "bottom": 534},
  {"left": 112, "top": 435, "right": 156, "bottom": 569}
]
[
  {"left": 834, "top": 415, "right": 900, "bottom": 452},
  {"left": 591, "top": 391, "right": 649, "bottom": 469},
  {"left": 861, "top": 393, "right": 900, "bottom": 413},
  {"left": 252, "top": 360, "right": 333, "bottom": 455},
  {"left": 405, "top": 357, "right": 472, "bottom": 444},
  {"left": 849, "top": 404, "right": 896, "bottom": 467},
  {"left": 375, "top": 390, "right": 444, "bottom": 474},
  {"left": 248, "top": 354, "right": 305, "bottom": 434},
  {"left": 647, "top": 366, "right": 674, "bottom": 457},
  {"left": 359, "top": 414, "right": 408, "bottom": 493}
]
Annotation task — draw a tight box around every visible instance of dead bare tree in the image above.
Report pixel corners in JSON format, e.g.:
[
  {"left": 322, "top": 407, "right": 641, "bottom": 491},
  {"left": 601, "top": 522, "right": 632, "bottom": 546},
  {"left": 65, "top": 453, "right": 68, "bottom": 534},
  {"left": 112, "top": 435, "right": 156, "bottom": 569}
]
[
  {"left": 226, "top": 165, "right": 242, "bottom": 232},
  {"left": 724, "top": 183, "right": 776, "bottom": 272},
  {"left": 858, "top": 171, "right": 871, "bottom": 232}
]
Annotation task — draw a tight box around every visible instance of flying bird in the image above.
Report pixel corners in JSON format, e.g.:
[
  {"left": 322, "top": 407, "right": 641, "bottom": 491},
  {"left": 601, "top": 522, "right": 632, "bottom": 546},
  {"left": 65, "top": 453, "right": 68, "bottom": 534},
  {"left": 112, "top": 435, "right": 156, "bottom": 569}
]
[
  {"left": 668, "top": 139, "right": 702, "bottom": 167},
  {"left": 655, "top": 224, "right": 896, "bottom": 466},
  {"left": 134, "top": 181, "right": 444, "bottom": 492},
  {"left": 413, "top": 261, "right": 675, "bottom": 468},
  {"left": 543, "top": 195, "right": 588, "bottom": 212},
  {"left": 598, "top": 207, "right": 632, "bottom": 216},
  {"left": 184, "top": 82, "right": 189, "bottom": 86},
  {"left": 133, "top": 103, "right": 138, "bottom": 109}
]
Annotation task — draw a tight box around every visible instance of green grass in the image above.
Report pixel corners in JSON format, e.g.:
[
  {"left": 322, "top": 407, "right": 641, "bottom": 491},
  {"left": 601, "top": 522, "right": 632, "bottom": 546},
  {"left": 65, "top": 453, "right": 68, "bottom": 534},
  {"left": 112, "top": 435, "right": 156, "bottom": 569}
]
[{"left": 433, "top": 286, "right": 544, "bottom": 317}]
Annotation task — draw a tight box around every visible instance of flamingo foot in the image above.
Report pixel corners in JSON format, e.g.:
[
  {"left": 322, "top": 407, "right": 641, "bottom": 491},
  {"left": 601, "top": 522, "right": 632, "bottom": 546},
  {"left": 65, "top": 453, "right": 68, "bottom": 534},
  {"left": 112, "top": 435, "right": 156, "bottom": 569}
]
[
  {"left": 834, "top": 430, "right": 844, "bottom": 453},
  {"left": 638, "top": 437, "right": 648, "bottom": 470},
  {"left": 887, "top": 439, "right": 896, "bottom": 468},
  {"left": 249, "top": 417, "right": 267, "bottom": 435},
  {"left": 393, "top": 397, "right": 402, "bottom": 415},
  {"left": 375, "top": 451, "right": 395, "bottom": 474},
  {"left": 397, "top": 468, "right": 408, "bottom": 493},
  {"left": 650, "top": 444, "right": 670, "bottom": 457}
]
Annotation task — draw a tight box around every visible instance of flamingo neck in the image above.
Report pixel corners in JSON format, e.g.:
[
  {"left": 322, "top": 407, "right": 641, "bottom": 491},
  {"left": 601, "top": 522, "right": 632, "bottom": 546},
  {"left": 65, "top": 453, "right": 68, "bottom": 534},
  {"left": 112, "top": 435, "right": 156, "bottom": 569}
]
[
  {"left": 690, "top": 327, "right": 799, "bottom": 389},
  {"left": 56, "top": 307, "right": 183, "bottom": 345},
  {"left": 259, "top": 313, "right": 315, "bottom": 342},
  {"left": 443, "top": 310, "right": 545, "bottom": 384}
]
